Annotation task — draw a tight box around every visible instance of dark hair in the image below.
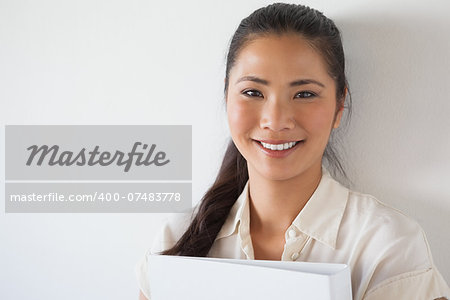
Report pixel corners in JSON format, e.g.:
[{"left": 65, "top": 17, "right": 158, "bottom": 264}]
[{"left": 162, "top": 2, "right": 351, "bottom": 256}]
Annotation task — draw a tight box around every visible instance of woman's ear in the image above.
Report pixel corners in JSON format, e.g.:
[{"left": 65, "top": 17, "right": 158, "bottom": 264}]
[
  {"left": 224, "top": 77, "right": 228, "bottom": 102},
  {"left": 333, "top": 104, "right": 344, "bottom": 129},
  {"left": 333, "top": 88, "right": 347, "bottom": 129}
]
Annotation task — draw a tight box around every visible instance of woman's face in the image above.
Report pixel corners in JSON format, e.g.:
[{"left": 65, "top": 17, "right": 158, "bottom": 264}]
[{"left": 226, "top": 33, "right": 344, "bottom": 181}]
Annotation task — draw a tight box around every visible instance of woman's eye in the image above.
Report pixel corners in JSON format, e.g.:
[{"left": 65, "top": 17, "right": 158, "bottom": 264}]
[
  {"left": 242, "top": 89, "right": 263, "bottom": 98},
  {"left": 295, "top": 91, "right": 316, "bottom": 98}
]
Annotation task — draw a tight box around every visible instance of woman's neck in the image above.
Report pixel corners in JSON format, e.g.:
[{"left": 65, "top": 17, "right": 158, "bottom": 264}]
[{"left": 248, "top": 163, "right": 323, "bottom": 235}]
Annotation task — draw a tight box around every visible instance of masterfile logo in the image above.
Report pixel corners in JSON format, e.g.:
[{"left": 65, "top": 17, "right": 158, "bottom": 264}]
[
  {"left": 4, "top": 125, "right": 192, "bottom": 213},
  {"left": 6, "top": 125, "right": 190, "bottom": 180},
  {"left": 26, "top": 142, "right": 170, "bottom": 172}
]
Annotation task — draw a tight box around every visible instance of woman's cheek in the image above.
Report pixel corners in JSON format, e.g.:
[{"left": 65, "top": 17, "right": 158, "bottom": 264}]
[
  {"left": 303, "top": 104, "right": 336, "bottom": 135},
  {"left": 227, "top": 100, "right": 259, "bottom": 136}
]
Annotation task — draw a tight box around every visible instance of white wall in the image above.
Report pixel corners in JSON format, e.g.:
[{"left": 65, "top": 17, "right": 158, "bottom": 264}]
[{"left": 0, "top": 0, "right": 448, "bottom": 299}]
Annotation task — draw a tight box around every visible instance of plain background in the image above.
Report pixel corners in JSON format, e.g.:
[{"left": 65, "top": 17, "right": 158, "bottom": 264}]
[{"left": 0, "top": 0, "right": 449, "bottom": 299}]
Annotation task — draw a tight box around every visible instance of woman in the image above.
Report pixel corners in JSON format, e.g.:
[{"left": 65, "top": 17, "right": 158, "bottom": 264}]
[{"left": 136, "top": 3, "right": 450, "bottom": 299}]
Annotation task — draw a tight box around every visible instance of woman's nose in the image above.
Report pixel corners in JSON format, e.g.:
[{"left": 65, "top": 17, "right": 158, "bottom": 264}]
[{"left": 259, "top": 97, "right": 295, "bottom": 131}]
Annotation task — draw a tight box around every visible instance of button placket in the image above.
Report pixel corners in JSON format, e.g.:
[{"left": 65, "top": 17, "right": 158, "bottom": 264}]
[
  {"left": 238, "top": 219, "right": 254, "bottom": 259},
  {"left": 288, "top": 229, "right": 297, "bottom": 239},
  {"left": 238, "top": 191, "right": 254, "bottom": 260},
  {"left": 239, "top": 232, "right": 254, "bottom": 259},
  {"left": 282, "top": 227, "right": 308, "bottom": 261}
]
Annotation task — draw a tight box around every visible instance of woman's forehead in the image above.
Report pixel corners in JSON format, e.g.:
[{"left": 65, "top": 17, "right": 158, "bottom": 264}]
[{"left": 230, "top": 34, "right": 332, "bottom": 84}]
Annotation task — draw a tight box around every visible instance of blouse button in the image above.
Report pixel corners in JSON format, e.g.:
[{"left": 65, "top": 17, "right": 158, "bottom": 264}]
[
  {"left": 288, "top": 229, "right": 297, "bottom": 239},
  {"left": 291, "top": 252, "right": 299, "bottom": 261}
]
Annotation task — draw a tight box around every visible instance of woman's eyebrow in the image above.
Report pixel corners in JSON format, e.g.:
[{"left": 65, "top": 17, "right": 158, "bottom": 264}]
[
  {"left": 236, "top": 76, "right": 325, "bottom": 88},
  {"left": 236, "top": 76, "right": 269, "bottom": 85},
  {"left": 290, "top": 79, "right": 325, "bottom": 88}
]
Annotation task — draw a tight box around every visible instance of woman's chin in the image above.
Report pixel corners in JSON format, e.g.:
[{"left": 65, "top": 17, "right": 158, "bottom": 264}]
[{"left": 249, "top": 165, "right": 302, "bottom": 182}]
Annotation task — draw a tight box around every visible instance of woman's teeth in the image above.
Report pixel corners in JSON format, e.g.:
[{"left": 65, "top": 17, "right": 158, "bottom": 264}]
[{"left": 260, "top": 141, "right": 298, "bottom": 150}]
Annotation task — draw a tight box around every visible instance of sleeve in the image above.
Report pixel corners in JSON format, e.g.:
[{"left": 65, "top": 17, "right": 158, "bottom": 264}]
[
  {"left": 134, "top": 217, "right": 175, "bottom": 300},
  {"left": 362, "top": 221, "right": 450, "bottom": 300},
  {"left": 134, "top": 210, "right": 195, "bottom": 299},
  {"left": 135, "top": 248, "right": 152, "bottom": 300},
  {"left": 363, "top": 267, "right": 450, "bottom": 300}
]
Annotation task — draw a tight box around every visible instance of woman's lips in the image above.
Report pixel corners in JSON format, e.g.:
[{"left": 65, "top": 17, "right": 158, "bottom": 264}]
[{"left": 253, "top": 139, "right": 304, "bottom": 158}]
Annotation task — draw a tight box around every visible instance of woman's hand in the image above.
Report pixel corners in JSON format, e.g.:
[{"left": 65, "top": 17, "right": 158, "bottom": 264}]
[{"left": 138, "top": 290, "right": 149, "bottom": 300}]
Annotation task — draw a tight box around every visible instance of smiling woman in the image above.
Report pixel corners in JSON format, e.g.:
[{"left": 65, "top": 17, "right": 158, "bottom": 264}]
[{"left": 135, "top": 3, "right": 449, "bottom": 300}]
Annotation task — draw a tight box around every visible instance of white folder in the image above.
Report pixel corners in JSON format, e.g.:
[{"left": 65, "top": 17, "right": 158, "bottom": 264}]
[{"left": 148, "top": 254, "right": 352, "bottom": 300}]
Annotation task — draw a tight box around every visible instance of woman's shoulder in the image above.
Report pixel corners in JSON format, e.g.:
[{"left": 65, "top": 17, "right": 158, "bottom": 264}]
[
  {"left": 336, "top": 188, "right": 449, "bottom": 298},
  {"left": 345, "top": 189, "right": 425, "bottom": 236},
  {"left": 338, "top": 187, "right": 431, "bottom": 258},
  {"left": 342, "top": 189, "right": 439, "bottom": 289},
  {"left": 326, "top": 170, "right": 423, "bottom": 237},
  {"left": 343, "top": 189, "right": 431, "bottom": 256}
]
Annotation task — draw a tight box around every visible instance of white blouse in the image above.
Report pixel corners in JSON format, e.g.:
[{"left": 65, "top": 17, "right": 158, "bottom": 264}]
[{"left": 136, "top": 167, "right": 450, "bottom": 300}]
